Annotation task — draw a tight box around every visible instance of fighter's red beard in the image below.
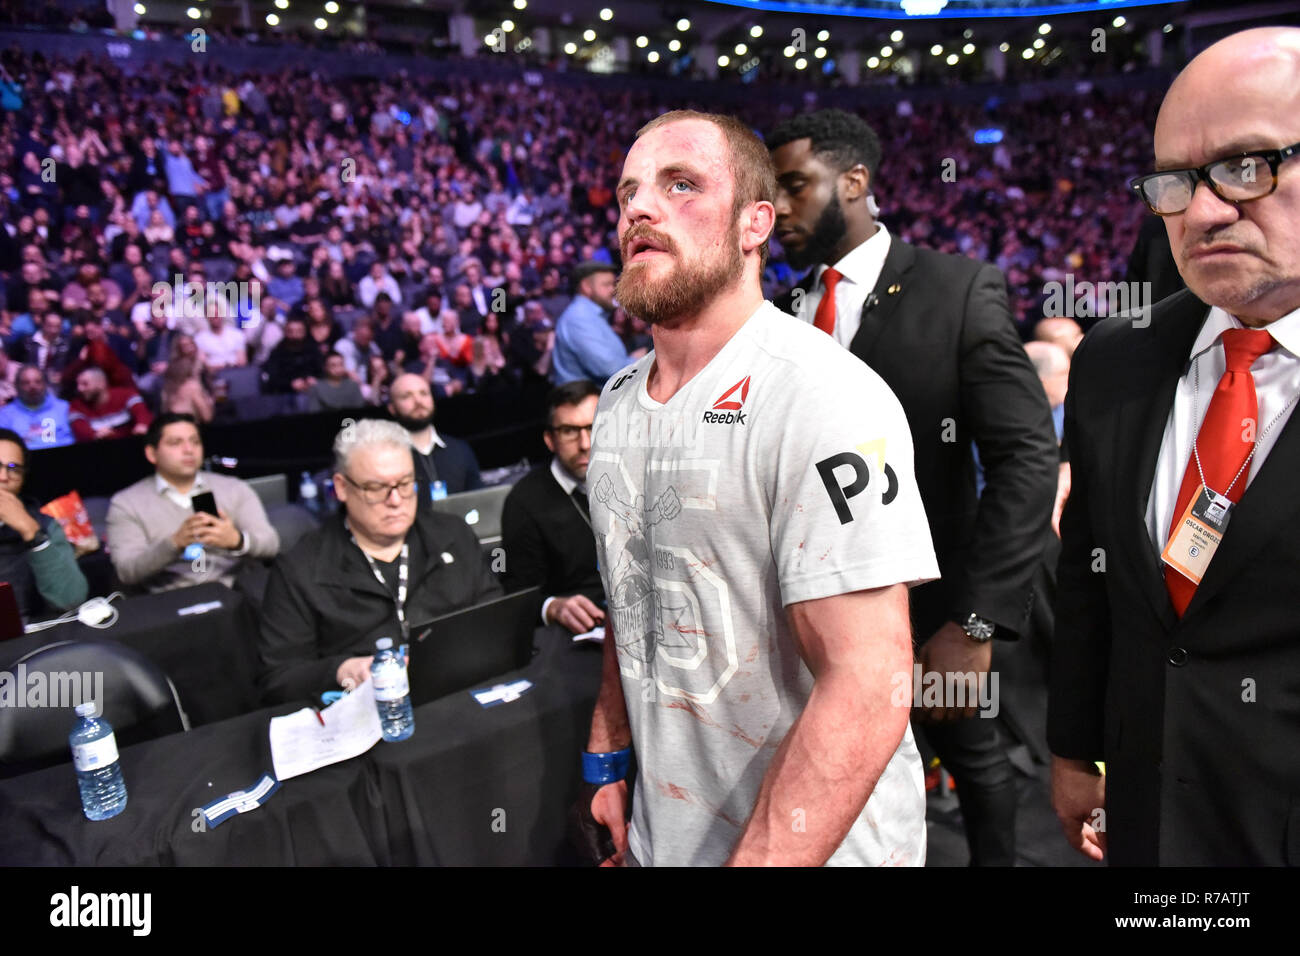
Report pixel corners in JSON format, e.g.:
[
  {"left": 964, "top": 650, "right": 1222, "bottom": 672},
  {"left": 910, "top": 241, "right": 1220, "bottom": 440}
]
[{"left": 617, "top": 223, "right": 745, "bottom": 326}]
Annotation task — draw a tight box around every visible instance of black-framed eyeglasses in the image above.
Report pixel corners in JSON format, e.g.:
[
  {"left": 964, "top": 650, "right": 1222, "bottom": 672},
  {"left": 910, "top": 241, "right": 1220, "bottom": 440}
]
[
  {"left": 341, "top": 473, "right": 417, "bottom": 505},
  {"left": 1129, "top": 141, "right": 1300, "bottom": 216},
  {"left": 0, "top": 462, "right": 24, "bottom": 478},
  {"left": 548, "top": 424, "right": 594, "bottom": 442}
]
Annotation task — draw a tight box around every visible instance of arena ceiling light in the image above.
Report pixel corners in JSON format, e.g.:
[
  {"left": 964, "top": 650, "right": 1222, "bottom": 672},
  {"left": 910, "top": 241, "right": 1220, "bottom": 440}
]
[
  {"left": 749, "top": 25, "right": 762, "bottom": 38},
  {"left": 185, "top": 6, "right": 200, "bottom": 17},
  {"left": 880, "top": 45, "right": 892, "bottom": 56},
  {"left": 962, "top": 42, "right": 974, "bottom": 54},
  {"left": 818, "top": 29, "right": 830, "bottom": 41},
  {"left": 946, "top": 52, "right": 958, "bottom": 64},
  {"left": 814, "top": 46, "right": 826, "bottom": 58},
  {"left": 794, "top": 56, "right": 807, "bottom": 69},
  {"left": 324, "top": 0, "right": 338, "bottom": 12},
  {"left": 635, "top": 34, "right": 648, "bottom": 47},
  {"left": 583, "top": 28, "right": 596, "bottom": 41},
  {"left": 501, "top": 19, "right": 514, "bottom": 31},
  {"left": 133, "top": 1, "right": 145, "bottom": 12},
  {"left": 274, "top": 0, "right": 288, "bottom": 9},
  {"left": 648, "top": 50, "right": 659, "bottom": 62},
  {"left": 668, "top": 38, "right": 681, "bottom": 51},
  {"left": 265, "top": 11, "right": 278, "bottom": 23},
  {"left": 314, "top": 16, "right": 327, "bottom": 28},
  {"left": 599, "top": 7, "right": 612, "bottom": 20},
  {"left": 1112, "top": 15, "right": 1126, "bottom": 28},
  {"left": 783, "top": 45, "right": 795, "bottom": 57},
  {"left": 676, "top": 17, "right": 690, "bottom": 31},
  {"left": 1033, "top": 37, "right": 1045, "bottom": 49},
  {"left": 1021, "top": 47, "right": 1034, "bottom": 59},
  {"left": 513, "top": 0, "right": 526, "bottom": 8},
  {"left": 717, "top": 54, "right": 730, "bottom": 66},
  {"left": 866, "top": 55, "right": 879, "bottom": 68},
  {"left": 563, "top": 41, "right": 577, "bottom": 54},
  {"left": 930, "top": 43, "right": 942, "bottom": 55},
  {"left": 1038, "top": 22, "right": 1051, "bottom": 34},
  {"left": 999, "top": 41, "right": 1009, "bottom": 52},
  {"left": 890, "top": 29, "right": 903, "bottom": 42},
  {"left": 734, "top": 42, "right": 746, "bottom": 55}
]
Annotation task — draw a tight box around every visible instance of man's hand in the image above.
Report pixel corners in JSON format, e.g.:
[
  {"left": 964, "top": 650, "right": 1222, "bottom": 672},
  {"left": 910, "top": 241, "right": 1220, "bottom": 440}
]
[
  {"left": 916, "top": 621, "right": 992, "bottom": 722},
  {"left": 547, "top": 594, "right": 605, "bottom": 634},
  {"left": 336, "top": 656, "right": 373, "bottom": 691},
  {"left": 0, "top": 490, "right": 40, "bottom": 541},
  {"left": 590, "top": 779, "right": 630, "bottom": 866},
  {"left": 1050, "top": 756, "right": 1106, "bottom": 861},
  {"left": 170, "top": 513, "right": 209, "bottom": 550},
  {"left": 131, "top": 422, "right": 149, "bottom": 436},
  {"left": 1052, "top": 462, "right": 1072, "bottom": 537},
  {"left": 193, "top": 508, "right": 241, "bottom": 550}
]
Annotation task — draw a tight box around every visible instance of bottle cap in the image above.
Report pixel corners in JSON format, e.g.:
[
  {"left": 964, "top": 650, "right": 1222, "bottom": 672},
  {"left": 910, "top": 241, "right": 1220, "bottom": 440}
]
[
  {"left": 375, "top": 637, "right": 393, "bottom": 650},
  {"left": 74, "top": 702, "right": 96, "bottom": 716}
]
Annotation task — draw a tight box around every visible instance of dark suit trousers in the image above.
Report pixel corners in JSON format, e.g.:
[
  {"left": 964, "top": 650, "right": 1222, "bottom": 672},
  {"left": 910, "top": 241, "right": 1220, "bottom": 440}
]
[{"left": 918, "top": 712, "right": 1018, "bottom": 866}]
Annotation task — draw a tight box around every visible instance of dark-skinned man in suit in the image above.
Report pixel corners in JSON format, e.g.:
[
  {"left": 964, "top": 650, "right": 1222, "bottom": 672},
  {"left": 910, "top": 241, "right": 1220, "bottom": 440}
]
[
  {"left": 1050, "top": 26, "right": 1300, "bottom": 865},
  {"left": 769, "top": 110, "right": 1059, "bottom": 866}
]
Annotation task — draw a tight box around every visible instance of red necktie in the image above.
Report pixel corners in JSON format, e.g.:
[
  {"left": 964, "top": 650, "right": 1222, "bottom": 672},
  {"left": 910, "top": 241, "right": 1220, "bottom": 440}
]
[
  {"left": 813, "top": 267, "right": 842, "bottom": 336},
  {"left": 1164, "top": 327, "right": 1274, "bottom": 616}
]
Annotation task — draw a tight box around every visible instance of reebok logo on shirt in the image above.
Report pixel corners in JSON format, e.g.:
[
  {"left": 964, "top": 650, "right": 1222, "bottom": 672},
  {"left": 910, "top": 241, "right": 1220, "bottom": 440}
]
[{"left": 702, "top": 375, "right": 751, "bottom": 425}]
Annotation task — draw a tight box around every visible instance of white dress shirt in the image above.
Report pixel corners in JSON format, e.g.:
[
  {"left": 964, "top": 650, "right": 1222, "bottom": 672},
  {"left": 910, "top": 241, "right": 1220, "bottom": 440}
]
[
  {"left": 1145, "top": 304, "right": 1300, "bottom": 551},
  {"left": 792, "top": 222, "right": 892, "bottom": 349}
]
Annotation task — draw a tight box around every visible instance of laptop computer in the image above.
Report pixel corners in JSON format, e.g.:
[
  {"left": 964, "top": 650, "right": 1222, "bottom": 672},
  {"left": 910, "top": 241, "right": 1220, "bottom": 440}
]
[
  {"left": 406, "top": 587, "right": 540, "bottom": 706},
  {"left": 429, "top": 485, "right": 513, "bottom": 545}
]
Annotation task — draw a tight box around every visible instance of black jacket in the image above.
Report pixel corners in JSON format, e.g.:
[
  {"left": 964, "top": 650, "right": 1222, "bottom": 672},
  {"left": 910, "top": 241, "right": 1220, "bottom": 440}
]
[
  {"left": 1049, "top": 289, "right": 1300, "bottom": 865},
  {"left": 500, "top": 462, "right": 603, "bottom": 618},
  {"left": 412, "top": 435, "right": 483, "bottom": 511},
  {"left": 257, "top": 508, "right": 501, "bottom": 704},
  {"left": 776, "top": 239, "right": 1058, "bottom": 639}
]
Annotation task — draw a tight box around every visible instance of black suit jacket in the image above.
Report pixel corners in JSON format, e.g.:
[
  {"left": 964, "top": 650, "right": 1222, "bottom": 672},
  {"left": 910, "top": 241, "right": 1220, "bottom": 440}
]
[
  {"left": 776, "top": 239, "right": 1058, "bottom": 639},
  {"left": 1048, "top": 289, "right": 1300, "bottom": 865},
  {"left": 413, "top": 434, "right": 484, "bottom": 512},
  {"left": 500, "top": 463, "right": 604, "bottom": 619}
]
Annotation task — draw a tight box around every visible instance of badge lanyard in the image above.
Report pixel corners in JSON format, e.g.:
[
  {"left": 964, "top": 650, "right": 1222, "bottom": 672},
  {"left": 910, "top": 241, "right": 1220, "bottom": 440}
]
[
  {"left": 1189, "top": 354, "right": 1298, "bottom": 504},
  {"left": 347, "top": 519, "right": 410, "bottom": 641}
]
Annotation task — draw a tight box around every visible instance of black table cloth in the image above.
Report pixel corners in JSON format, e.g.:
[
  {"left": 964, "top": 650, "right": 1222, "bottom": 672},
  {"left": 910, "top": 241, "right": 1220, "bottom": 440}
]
[
  {"left": 2, "top": 583, "right": 262, "bottom": 728},
  {"left": 0, "top": 628, "right": 603, "bottom": 865}
]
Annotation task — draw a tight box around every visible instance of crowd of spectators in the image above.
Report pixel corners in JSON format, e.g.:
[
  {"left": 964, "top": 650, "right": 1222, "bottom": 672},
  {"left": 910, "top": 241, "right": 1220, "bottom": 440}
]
[{"left": 0, "top": 42, "right": 1155, "bottom": 450}]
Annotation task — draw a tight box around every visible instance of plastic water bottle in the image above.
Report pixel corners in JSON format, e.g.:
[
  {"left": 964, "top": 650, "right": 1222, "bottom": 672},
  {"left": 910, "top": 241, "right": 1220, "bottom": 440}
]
[
  {"left": 299, "top": 471, "right": 320, "bottom": 515},
  {"left": 69, "top": 703, "right": 128, "bottom": 821},
  {"left": 371, "top": 638, "right": 414, "bottom": 741},
  {"left": 430, "top": 480, "right": 447, "bottom": 502}
]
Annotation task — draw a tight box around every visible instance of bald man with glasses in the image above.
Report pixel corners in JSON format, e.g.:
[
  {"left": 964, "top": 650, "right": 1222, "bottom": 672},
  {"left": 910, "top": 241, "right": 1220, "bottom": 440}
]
[
  {"left": 257, "top": 419, "right": 500, "bottom": 705},
  {"left": 1050, "top": 27, "right": 1300, "bottom": 865}
]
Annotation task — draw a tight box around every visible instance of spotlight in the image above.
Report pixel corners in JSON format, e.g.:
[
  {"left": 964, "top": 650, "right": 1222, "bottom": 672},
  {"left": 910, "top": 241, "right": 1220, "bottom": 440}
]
[
  {"left": 734, "top": 43, "right": 746, "bottom": 55},
  {"left": 668, "top": 38, "right": 681, "bottom": 51},
  {"left": 890, "top": 29, "right": 902, "bottom": 42},
  {"left": 817, "top": 29, "right": 829, "bottom": 41},
  {"left": 314, "top": 16, "right": 326, "bottom": 28},
  {"left": 185, "top": 6, "right": 199, "bottom": 17},
  {"left": 133, "top": 1, "right": 145, "bottom": 12},
  {"left": 513, "top": 0, "right": 526, "bottom": 8},
  {"left": 1038, "top": 22, "right": 1051, "bottom": 34},
  {"left": 880, "top": 45, "right": 892, "bottom": 57},
  {"left": 1033, "top": 38, "right": 1045, "bottom": 49},
  {"left": 963, "top": 43, "right": 974, "bottom": 54},
  {"left": 794, "top": 57, "right": 807, "bottom": 69},
  {"left": 648, "top": 50, "right": 659, "bottom": 62},
  {"left": 563, "top": 41, "right": 577, "bottom": 54},
  {"left": 717, "top": 54, "right": 729, "bottom": 67},
  {"left": 324, "top": 0, "right": 338, "bottom": 12},
  {"left": 814, "top": 47, "right": 826, "bottom": 58},
  {"left": 583, "top": 28, "right": 595, "bottom": 41},
  {"left": 866, "top": 56, "right": 879, "bottom": 68},
  {"left": 265, "top": 12, "right": 278, "bottom": 24},
  {"left": 945, "top": 53, "right": 958, "bottom": 65},
  {"left": 635, "top": 35, "right": 647, "bottom": 47},
  {"left": 930, "top": 43, "right": 943, "bottom": 56},
  {"left": 676, "top": 17, "right": 690, "bottom": 31},
  {"left": 501, "top": 19, "right": 514, "bottom": 31},
  {"left": 750, "top": 25, "right": 762, "bottom": 38},
  {"left": 599, "top": 7, "right": 612, "bottom": 20},
  {"left": 1113, "top": 16, "right": 1126, "bottom": 28}
]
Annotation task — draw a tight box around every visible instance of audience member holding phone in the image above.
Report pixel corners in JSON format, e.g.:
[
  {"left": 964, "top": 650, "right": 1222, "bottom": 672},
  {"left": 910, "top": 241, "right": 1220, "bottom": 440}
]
[{"left": 105, "top": 413, "right": 280, "bottom": 592}]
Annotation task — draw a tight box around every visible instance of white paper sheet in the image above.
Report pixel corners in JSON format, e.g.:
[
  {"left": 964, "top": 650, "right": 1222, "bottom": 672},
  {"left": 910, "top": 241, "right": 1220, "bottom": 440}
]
[
  {"left": 268, "top": 680, "right": 383, "bottom": 781},
  {"left": 571, "top": 625, "right": 605, "bottom": 644}
]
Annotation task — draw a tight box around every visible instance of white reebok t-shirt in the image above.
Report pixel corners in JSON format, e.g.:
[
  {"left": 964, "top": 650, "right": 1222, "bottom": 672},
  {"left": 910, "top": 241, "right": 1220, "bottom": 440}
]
[{"left": 588, "top": 301, "right": 939, "bottom": 867}]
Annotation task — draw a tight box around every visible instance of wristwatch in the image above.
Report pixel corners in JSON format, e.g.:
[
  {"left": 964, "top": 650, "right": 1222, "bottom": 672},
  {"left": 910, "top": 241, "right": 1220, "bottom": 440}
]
[
  {"left": 24, "top": 528, "right": 50, "bottom": 551},
  {"left": 958, "top": 612, "right": 996, "bottom": 643}
]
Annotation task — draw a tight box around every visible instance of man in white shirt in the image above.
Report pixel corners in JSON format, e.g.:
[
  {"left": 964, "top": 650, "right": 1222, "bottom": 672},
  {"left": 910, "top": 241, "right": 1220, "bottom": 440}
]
[
  {"left": 578, "top": 110, "right": 938, "bottom": 867},
  {"left": 357, "top": 262, "right": 402, "bottom": 309},
  {"left": 1049, "top": 26, "right": 1300, "bottom": 865},
  {"left": 194, "top": 311, "right": 248, "bottom": 371}
]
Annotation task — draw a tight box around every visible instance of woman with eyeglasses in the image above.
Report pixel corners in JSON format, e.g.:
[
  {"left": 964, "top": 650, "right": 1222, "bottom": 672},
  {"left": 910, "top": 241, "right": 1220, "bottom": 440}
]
[{"left": 0, "top": 427, "right": 89, "bottom": 622}]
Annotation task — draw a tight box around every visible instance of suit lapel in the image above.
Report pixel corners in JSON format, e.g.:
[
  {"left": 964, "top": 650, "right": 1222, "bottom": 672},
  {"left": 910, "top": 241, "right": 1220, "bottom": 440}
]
[
  {"left": 847, "top": 240, "right": 914, "bottom": 361},
  {"left": 1115, "top": 291, "right": 1208, "bottom": 630}
]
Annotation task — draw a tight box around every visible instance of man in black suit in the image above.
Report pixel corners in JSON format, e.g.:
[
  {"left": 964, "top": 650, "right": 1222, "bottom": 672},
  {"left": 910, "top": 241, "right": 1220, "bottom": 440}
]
[
  {"left": 769, "top": 110, "right": 1059, "bottom": 865},
  {"left": 500, "top": 380, "right": 605, "bottom": 633},
  {"left": 1050, "top": 27, "right": 1300, "bottom": 866},
  {"left": 387, "top": 372, "right": 483, "bottom": 510}
]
